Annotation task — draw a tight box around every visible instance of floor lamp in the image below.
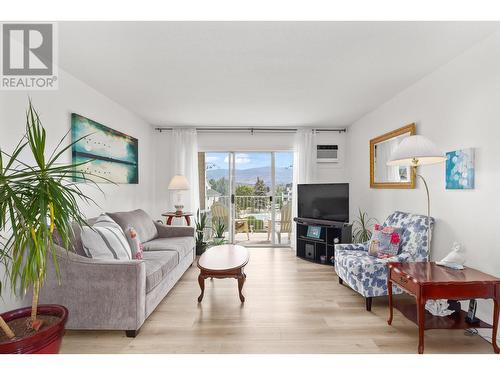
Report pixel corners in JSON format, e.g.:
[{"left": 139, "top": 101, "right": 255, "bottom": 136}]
[{"left": 387, "top": 135, "right": 446, "bottom": 257}]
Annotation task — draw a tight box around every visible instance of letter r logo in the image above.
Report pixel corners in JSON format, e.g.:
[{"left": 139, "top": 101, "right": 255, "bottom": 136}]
[{"left": 2, "top": 24, "right": 53, "bottom": 76}]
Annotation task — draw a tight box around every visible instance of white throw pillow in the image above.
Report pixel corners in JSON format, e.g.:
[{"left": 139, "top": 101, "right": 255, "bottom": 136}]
[{"left": 80, "top": 214, "right": 132, "bottom": 260}]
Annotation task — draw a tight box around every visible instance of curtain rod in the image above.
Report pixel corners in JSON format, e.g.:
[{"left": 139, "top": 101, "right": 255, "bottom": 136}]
[{"left": 154, "top": 127, "right": 347, "bottom": 134}]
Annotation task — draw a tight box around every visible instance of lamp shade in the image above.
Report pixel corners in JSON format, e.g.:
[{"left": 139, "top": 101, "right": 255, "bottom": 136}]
[
  {"left": 168, "top": 175, "right": 190, "bottom": 190},
  {"left": 387, "top": 135, "right": 446, "bottom": 166}
]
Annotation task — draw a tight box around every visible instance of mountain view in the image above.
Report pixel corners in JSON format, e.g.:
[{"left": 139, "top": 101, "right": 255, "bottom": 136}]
[{"left": 206, "top": 166, "right": 293, "bottom": 186}]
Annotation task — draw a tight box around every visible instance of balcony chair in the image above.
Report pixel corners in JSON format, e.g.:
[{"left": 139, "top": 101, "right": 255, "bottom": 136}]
[
  {"left": 210, "top": 201, "right": 250, "bottom": 240},
  {"left": 267, "top": 202, "right": 292, "bottom": 244}
]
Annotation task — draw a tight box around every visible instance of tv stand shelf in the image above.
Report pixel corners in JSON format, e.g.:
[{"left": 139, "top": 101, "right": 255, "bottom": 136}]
[{"left": 294, "top": 217, "right": 352, "bottom": 265}]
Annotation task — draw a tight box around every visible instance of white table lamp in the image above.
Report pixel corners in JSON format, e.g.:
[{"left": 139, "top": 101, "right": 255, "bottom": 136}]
[
  {"left": 168, "top": 175, "right": 190, "bottom": 214},
  {"left": 387, "top": 135, "right": 446, "bottom": 256}
]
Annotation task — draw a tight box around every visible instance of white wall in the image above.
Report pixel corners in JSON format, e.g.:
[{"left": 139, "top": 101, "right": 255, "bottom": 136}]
[
  {"left": 348, "top": 31, "right": 500, "bottom": 323},
  {"left": 0, "top": 68, "right": 156, "bottom": 311}
]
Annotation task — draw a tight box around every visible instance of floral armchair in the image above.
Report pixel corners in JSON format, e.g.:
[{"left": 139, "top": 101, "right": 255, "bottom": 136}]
[{"left": 334, "top": 211, "right": 434, "bottom": 311}]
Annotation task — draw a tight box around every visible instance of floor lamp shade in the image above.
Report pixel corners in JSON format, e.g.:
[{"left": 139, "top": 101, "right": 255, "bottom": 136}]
[{"left": 387, "top": 135, "right": 446, "bottom": 166}]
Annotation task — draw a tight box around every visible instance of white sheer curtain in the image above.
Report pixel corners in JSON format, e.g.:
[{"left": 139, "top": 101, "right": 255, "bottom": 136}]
[
  {"left": 291, "top": 129, "right": 316, "bottom": 249},
  {"left": 168, "top": 128, "right": 200, "bottom": 217}
]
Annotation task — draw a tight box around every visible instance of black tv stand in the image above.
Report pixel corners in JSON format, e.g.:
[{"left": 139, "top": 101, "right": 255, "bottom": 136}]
[{"left": 294, "top": 217, "right": 352, "bottom": 265}]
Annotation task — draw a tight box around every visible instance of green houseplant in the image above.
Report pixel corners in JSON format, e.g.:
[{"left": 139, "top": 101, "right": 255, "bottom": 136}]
[
  {"left": 0, "top": 101, "right": 100, "bottom": 352},
  {"left": 209, "top": 237, "right": 226, "bottom": 247},
  {"left": 195, "top": 209, "right": 209, "bottom": 255},
  {"left": 213, "top": 218, "right": 226, "bottom": 240},
  {"left": 352, "top": 208, "right": 377, "bottom": 243}
]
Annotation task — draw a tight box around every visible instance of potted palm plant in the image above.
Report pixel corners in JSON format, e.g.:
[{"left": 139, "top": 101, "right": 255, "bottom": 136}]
[{"left": 0, "top": 101, "right": 99, "bottom": 353}]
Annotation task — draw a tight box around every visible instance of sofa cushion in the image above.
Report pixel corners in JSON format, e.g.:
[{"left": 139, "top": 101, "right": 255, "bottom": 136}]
[
  {"left": 142, "top": 236, "right": 195, "bottom": 260},
  {"left": 335, "top": 249, "right": 391, "bottom": 297},
  {"left": 107, "top": 209, "right": 158, "bottom": 243},
  {"left": 143, "top": 251, "right": 179, "bottom": 293},
  {"left": 53, "top": 218, "right": 98, "bottom": 257},
  {"left": 80, "top": 214, "right": 132, "bottom": 260},
  {"left": 336, "top": 250, "right": 389, "bottom": 278}
]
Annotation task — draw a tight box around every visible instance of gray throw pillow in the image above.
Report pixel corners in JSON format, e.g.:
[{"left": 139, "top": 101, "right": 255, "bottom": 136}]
[
  {"left": 80, "top": 214, "right": 132, "bottom": 260},
  {"left": 107, "top": 209, "right": 158, "bottom": 243}
]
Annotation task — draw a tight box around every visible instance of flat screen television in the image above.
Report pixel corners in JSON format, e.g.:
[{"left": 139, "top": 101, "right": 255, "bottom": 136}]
[{"left": 297, "top": 183, "right": 349, "bottom": 222}]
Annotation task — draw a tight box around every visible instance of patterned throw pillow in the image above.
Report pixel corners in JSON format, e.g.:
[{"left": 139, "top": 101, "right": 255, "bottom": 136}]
[
  {"left": 369, "top": 224, "right": 404, "bottom": 257},
  {"left": 125, "top": 227, "right": 144, "bottom": 260},
  {"left": 80, "top": 214, "right": 132, "bottom": 260}
]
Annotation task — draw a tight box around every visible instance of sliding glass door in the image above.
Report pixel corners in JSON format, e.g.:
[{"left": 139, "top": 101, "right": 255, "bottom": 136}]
[
  {"left": 232, "top": 152, "right": 272, "bottom": 245},
  {"left": 200, "top": 151, "right": 293, "bottom": 247}
]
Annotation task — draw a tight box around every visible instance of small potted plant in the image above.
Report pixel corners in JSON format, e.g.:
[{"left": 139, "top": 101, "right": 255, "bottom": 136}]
[
  {"left": 352, "top": 208, "right": 378, "bottom": 243},
  {"left": 207, "top": 218, "right": 227, "bottom": 247},
  {"left": 213, "top": 218, "right": 226, "bottom": 241},
  {"left": 0, "top": 101, "right": 99, "bottom": 353},
  {"left": 194, "top": 209, "right": 209, "bottom": 255}
]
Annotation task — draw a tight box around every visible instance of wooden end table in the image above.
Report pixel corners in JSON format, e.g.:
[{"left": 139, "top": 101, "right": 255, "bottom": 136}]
[
  {"left": 197, "top": 244, "right": 249, "bottom": 303},
  {"left": 387, "top": 261, "right": 500, "bottom": 354},
  {"left": 162, "top": 211, "right": 193, "bottom": 226}
]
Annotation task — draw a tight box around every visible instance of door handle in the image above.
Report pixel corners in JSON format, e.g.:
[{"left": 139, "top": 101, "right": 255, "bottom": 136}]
[{"left": 231, "top": 194, "right": 235, "bottom": 204}]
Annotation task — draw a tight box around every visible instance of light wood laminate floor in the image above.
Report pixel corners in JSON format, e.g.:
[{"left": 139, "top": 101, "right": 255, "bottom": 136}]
[{"left": 61, "top": 248, "right": 492, "bottom": 354}]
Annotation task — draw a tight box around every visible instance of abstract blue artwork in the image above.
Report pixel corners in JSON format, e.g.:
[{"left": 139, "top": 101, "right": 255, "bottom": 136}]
[
  {"left": 72, "top": 113, "right": 138, "bottom": 184},
  {"left": 446, "top": 148, "right": 474, "bottom": 189}
]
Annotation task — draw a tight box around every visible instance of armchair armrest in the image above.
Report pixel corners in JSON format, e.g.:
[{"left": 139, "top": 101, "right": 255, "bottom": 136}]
[
  {"left": 39, "top": 245, "right": 146, "bottom": 331},
  {"left": 154, "top": 221, "right": 194, "bottom": 238},
  {"left": 335, "top": 242, "right": 369, "bottom": 252}
]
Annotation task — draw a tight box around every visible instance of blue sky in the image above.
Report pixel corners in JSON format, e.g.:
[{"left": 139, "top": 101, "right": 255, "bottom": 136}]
[{"left": 206, "top": 152, "right": 293, "bottom": 170}]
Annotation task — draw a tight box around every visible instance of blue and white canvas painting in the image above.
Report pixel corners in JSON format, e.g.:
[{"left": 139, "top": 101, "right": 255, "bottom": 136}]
[
  {"left": 72, "top": 113, "right": 138, "bottom": 184},
  {"left": 446, "top": 148, "right": 474, "bottom": 189}
]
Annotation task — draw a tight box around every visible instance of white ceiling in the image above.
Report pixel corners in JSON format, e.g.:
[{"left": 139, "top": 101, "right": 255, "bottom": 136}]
[{"left": 59, "top": 21, "right": 500, "bottom": 127}]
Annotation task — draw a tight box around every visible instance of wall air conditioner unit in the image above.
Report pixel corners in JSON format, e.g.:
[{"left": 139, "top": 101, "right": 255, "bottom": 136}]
[{"left": 316, "top": 144, "right": 339, "bottom": 163}]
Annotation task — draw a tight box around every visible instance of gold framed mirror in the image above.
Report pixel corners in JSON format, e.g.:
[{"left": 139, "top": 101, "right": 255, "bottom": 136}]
[{"left": 370, "top": 123, "right": 416, "bottom": 189}]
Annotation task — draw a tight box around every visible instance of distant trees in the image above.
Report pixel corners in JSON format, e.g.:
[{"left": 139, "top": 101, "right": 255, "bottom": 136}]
[
  {"left": 254, "top": 177, "right": 268, "bottom": 210},
  {"left": 254, "top": 177, "right": 268, "bottom": 196},
  {"left": 208, "top": 177, "right": 229, "bottom": 196},
  {"left": 235, "top": 184, "right": 254, "bottom": 212}
]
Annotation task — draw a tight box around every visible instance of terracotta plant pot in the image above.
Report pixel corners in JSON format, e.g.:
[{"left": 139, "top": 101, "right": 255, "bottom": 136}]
[{"left": 0, "top": 304, "right": 68, "bottom": 354}]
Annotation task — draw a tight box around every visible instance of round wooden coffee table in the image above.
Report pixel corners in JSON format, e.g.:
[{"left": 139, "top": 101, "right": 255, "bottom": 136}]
[{"left": 197, "top": 244, "right": 249, "bottom": 303}]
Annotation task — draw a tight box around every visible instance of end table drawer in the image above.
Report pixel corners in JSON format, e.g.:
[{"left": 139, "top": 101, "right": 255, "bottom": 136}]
[{"left": 390, "top": 268, "right": 418, "bottom": 295}]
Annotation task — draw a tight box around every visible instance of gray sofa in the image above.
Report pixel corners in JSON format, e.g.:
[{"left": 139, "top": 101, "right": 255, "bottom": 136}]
[{"left": 40, "top": 209, "right": 195, "bottom": 337}]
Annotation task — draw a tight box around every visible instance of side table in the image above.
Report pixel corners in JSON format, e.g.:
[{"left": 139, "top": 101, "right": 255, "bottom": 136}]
[
  {"left": 162, "top": 212, "right": 193, "bottom": 226},
  {"left": 387, "top": 261, "right": 500, "bottom": 354}
]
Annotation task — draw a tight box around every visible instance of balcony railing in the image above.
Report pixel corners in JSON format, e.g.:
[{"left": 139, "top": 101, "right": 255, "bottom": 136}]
[{"left": 205, "top": 194, "right": 292, "bottom": 234}]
